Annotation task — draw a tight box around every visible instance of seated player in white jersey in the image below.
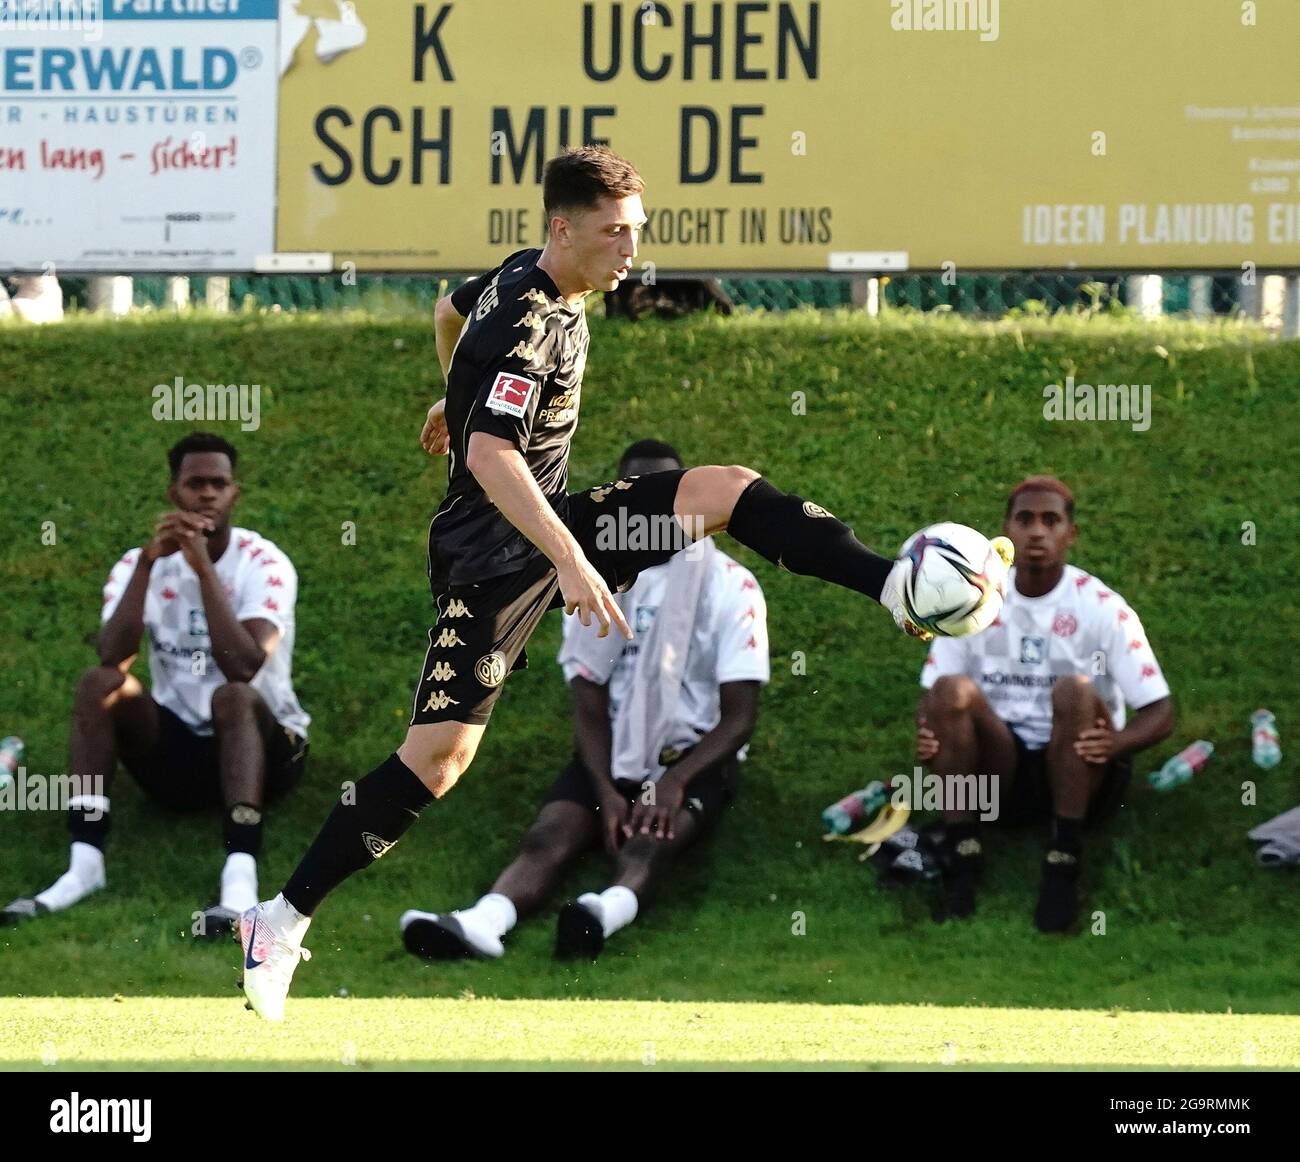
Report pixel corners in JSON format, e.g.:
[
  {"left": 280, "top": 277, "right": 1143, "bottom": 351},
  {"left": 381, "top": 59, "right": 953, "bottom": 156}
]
[
  {"left": 0, "top": 433, "right": 310, "bottom": 939},
  {"left": 399, "top": 440, "right": 769, "bottom": 961},
  {"left": 916, "top": 476, "right": 1174, "bottom": 932}
]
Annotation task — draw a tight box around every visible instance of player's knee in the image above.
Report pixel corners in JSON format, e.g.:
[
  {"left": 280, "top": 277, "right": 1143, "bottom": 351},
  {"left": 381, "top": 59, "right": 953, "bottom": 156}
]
[
  {"left": 931, "top": 674, "right": 979, "bottom": 713},
  {"left": 681, "top": 464, "right": 760, "bottom": 531},
  {"left": 517, "top": 820, "right": 573, "bottom": 863},
  {"left": 1051, "top": 674, "right": 1094, "bottom": 713},
  {"left": 211, "top": 681, "right": 258, "bottom": 726},
  {"left": 75, "top": 665, "right": 130, "bottom": 708},
  {"left": 398, "top": 743, "right": 472, "bottom": 798},
  {"left": 618, "top": 834, "right": 661, "bottom": 866},
  {"left": 718, "top": 464, "right": 760, "bottom": 506}
]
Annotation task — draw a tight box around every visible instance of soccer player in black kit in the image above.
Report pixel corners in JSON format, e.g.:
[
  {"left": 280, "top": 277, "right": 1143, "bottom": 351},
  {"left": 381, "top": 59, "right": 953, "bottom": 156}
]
[{"left": 240, "top": 146, "right": 1006, "bottom": 1019}]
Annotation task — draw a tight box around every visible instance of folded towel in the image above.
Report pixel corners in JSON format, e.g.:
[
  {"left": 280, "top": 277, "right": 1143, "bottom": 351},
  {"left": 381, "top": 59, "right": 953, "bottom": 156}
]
[{"left": 1248, "top": 804, "right": 1300, "bottom": 867}]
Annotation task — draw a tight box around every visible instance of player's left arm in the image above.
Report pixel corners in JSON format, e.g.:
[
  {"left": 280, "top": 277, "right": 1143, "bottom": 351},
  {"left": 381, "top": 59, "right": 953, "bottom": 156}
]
[
  {"left": 1103, "top": 696, "right": 1174, "bottom": 762},
  {"left": 625, "top": 681, "right": 761, "bottom": 840},
  {"left": 658, "top": 682, "right": 760, "bottom": 790},
  {"left": 1077, "top": 601, "right": 1175, "bottom": 763},
  {"left": 433, "top": 294, "right": 466, "bottom": 382},
  {"left": 420, "top": 296, "right": 465, "bottom": 455},
  {"left": 424, "top": 272, "right": 493, "bottom": 453},
  {"left": 188, "top": 552, "right": 276, "bottom": 684},
  {"left": 183, "top": 530, "right": 290, "bottom": 683}
]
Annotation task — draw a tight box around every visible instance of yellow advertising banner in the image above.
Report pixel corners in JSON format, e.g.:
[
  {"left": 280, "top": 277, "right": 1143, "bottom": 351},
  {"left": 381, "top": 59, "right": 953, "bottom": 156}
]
[{"left": 276, "top": 0, "right": 1300, "bottom": 272}]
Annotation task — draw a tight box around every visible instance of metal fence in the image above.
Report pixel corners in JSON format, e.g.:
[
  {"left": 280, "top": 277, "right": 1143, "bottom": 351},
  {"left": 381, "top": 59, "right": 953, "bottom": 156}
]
[{"left": 54, "top": 272, "right": 1249, "bottom": 317}]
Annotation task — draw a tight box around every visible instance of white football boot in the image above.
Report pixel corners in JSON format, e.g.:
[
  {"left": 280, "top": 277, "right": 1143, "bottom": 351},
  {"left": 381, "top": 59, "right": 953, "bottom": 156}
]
[
  {"left": 239, "top": 902, "right": 311, "bottom": 1022},
  {"left": 880, "top": 556, "right": 934, "bottom": 640}
]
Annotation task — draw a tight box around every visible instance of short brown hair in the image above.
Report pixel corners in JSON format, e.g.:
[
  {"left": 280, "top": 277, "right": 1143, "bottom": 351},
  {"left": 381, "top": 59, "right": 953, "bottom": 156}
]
[
  {"left": 1005, "top": 475, "right": 1075, "bottom": 521},
  {"left": 543, "top": 146, "right": 644, "bottom": 218}
]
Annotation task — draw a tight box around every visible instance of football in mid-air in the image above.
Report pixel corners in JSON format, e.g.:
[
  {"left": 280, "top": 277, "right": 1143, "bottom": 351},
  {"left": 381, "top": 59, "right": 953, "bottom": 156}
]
[{"left": 897, "top": 523, "right": 1014, "bottom": 637}]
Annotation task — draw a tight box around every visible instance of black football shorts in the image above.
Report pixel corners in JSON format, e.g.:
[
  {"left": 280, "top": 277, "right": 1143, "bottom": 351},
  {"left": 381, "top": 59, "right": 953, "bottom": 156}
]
[
  {"left": 124, "top": 703, "right": 308, "bottom": 811},
  {"left": 409, "top": 469, "right": 689, "bottom": 727},
  {"left": 996, "top": 733, "right": 1134, "bottom": 827}
]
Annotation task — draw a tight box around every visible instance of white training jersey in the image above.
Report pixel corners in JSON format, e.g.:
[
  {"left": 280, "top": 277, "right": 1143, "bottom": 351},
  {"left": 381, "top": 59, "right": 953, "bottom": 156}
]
[
  {"left": 101, "top": 528, "right": 310, "bottom": 739},
  {"left": 559, "top": 548, "right": 770, "bottom": 774},
  {"left": 920, "top": 564, "right": 1170, "bottom": 750}
]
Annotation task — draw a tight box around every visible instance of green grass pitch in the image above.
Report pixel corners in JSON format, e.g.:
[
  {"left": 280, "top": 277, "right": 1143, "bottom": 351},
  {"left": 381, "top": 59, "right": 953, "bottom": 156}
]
[{"left": 1, "top": 308, "right": 1298, "bottom": 1069}]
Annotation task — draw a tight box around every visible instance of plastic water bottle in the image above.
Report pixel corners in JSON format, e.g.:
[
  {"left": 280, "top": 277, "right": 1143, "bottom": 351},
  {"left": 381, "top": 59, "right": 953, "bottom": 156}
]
[
  {"left": 1251, "top": 710, "right": 1281, "bottom": 769},
  {"left": 0, "top": 736, "right": 23, "bottom": 793},
  {"left": 1148, "top": 740, "right": 1214, "bottom": 792},
  {"left": 822, "top": 781, "right": 890, "bottom": 834}
]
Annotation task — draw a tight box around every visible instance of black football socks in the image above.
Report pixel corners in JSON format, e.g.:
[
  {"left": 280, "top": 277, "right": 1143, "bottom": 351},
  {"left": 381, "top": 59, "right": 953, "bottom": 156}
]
[
  {"left": 224, "top": 802, "right": 263, "bottom": 857},
  {"left": 725, "top": 477, "right": 894, "bottom": 601},
  {"left": 936, "top": 821, "right": 983, "bottom": 922},
  {"left": 282, "top": 753, "right": 433, "bottom": 916},
  {"left": 1036, "top": 816, "right": 1083, "bottom": 933},
  {"left": 68, "top": 795, "right": 109, "bottom": 851}
]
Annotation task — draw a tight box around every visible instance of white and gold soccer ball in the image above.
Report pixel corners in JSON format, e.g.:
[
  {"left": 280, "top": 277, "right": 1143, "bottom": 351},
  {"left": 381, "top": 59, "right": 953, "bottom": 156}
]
[{"left": 894, "top": 523, "right": 1014, "bottom": 638}]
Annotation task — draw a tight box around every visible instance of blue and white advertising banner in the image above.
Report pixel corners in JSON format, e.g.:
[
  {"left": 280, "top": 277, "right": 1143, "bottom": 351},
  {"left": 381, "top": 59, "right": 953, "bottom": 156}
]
[{"left": 0, "top": 1, "right": 278, "bottom": 272}]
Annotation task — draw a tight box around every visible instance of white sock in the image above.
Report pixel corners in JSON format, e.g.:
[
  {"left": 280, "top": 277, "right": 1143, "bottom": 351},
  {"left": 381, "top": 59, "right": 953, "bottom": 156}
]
[
  {"left": 263, "top": 892, "right": 311, "bottom": 945},
  {"left": 34, "top": 842, "right": 106, "bottom": 912},
  {"left": 579, "top": 886, "right": 639, "bottom": 938},
  {"left": 459, "top": 892, "right": 517, "bottom": 938},
  {"left": 219, "top": 852, "right": 259, "bottom": 914}
]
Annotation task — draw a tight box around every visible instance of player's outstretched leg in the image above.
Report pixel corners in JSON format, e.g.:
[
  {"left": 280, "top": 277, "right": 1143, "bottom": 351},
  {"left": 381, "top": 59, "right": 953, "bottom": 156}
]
[
  {"left": 240, "top": 721, "right": 480, "bottom": 1021},
  {"left": 673, "top": 466, "right": 939, "bottom": 636}
]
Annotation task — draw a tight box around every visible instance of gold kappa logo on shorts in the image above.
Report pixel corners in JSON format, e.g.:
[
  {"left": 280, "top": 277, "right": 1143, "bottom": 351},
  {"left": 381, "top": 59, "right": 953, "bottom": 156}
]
[
  {"left": 802, "top": 501, "right": 834, "bottom": 519},
  {"left": 475, "top": 652, "right": 507, "bottom": 688},
  {"left": 422, "top": 690, "right": 460, "bottom": 713},
  {"left": 433, "top": 628, "right": 466, "bottom": 648},
  {"left": 443, "top": 598, "right": 473, "bottom": 619},
  {"left": 425, "top": 661, "right": 456, "bottom": 682},
  {"left": 591, "top": 479, "right": 635, "bottom": 504}
]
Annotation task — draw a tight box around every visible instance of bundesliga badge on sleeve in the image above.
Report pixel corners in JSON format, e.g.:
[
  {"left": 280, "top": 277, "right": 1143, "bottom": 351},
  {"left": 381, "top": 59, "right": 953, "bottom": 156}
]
[{"left": 487, "top": 372, "right": 537, "bottom": 418}]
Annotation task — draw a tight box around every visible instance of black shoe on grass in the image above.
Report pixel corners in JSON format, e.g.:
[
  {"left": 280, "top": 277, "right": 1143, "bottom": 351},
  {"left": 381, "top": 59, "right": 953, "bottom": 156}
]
[
  {"left": 1034, "top": 849, "right": 1081, "bottom": 933},
  {"left": 0, "top": 897, "right": 49, "bottom": 927},
  {"left": 933, "top": 837, "right": 983, "bottom": 922},
  {"left": 400, "top": 911, "right": 489, "bottom": 960},
  {"left": 194, "top": 903, "right": 240, "bottom": 941},
  {"left": 555, "top": 900, "right": 605, "bottom": 961}
]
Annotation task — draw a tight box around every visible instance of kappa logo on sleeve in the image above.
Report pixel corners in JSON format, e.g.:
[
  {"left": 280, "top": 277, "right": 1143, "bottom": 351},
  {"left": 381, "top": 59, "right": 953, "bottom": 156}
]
[{"left": 487, "top": 372, "right": 537, "bottom": 418}]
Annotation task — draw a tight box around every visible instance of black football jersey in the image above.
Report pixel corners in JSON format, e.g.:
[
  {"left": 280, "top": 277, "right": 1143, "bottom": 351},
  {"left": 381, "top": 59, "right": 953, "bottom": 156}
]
[{"left": 430, "top": 248, "right": 591, "bottom": 585}]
